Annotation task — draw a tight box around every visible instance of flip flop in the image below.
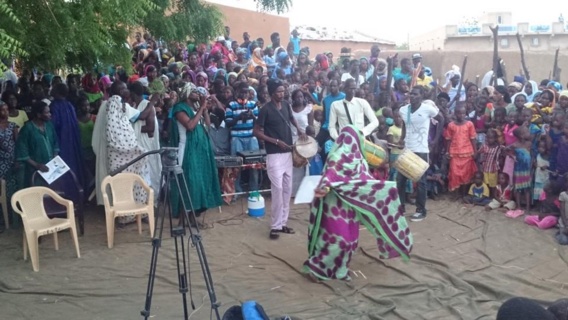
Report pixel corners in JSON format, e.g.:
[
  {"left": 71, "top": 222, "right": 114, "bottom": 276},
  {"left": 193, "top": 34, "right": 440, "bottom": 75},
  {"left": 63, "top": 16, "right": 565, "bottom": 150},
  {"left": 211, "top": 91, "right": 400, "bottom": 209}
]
[
  {"left": 280, "top": 226, "right": 296, "bottom": 234},
  {"left": 269, "top": 229, "right": 280, "bottom": 240},
  {"left": 506, "top": 209, "right": 524, "bottom": 218}
]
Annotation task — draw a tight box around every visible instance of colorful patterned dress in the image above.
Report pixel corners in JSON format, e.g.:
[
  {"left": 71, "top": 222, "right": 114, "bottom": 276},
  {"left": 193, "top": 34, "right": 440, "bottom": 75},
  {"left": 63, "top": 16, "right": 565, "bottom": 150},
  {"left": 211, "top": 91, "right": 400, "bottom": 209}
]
[
  {"left": 303, "top": 126, "right": 413, "bottom": 281},
  {"left": 445, "top": 121, "right": 478, "bottom": 191},
  {"left": 513, "top": 147, "right": 532, "bottom": 191},
  {"left": 0, "top": 122, "right": 17, "bottom": 222}
]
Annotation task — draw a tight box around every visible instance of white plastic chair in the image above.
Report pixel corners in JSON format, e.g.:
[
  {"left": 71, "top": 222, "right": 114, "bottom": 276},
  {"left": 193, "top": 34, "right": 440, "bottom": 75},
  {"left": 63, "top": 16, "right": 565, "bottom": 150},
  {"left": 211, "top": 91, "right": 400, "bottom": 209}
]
[
  {"left": 1, "top": 178, "right": 8, "bottom": 229},
  {"left": 11, "top": 187, "right": 81, "bottom": 272},
  {"left": 101, "top": 173, "right": 154, "bottom": 249}
]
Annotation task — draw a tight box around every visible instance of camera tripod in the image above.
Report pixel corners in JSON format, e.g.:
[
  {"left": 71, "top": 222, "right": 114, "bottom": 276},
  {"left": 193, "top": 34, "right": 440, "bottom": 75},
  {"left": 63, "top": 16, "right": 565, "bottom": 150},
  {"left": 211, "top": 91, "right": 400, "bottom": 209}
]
[{"left": 113, "top": 148, "right": 220, "bottom": 320}]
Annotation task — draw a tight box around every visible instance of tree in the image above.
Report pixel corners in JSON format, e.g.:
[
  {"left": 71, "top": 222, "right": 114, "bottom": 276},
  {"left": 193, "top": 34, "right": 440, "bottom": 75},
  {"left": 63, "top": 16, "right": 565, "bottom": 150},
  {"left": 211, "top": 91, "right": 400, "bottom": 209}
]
[
  {"left": 396, "top": 42, "right": 409, "bottom": 50},
  {"left": 0, "top": 0, "right": 292, "bottom": 71}
]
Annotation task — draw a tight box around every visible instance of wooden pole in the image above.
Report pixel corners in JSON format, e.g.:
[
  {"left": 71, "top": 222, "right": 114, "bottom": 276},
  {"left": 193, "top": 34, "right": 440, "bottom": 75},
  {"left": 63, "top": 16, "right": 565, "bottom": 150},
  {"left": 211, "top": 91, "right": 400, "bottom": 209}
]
[
  {"left": 385, "top": 53, "right": 397, "bottom": 108},
  {"left": 553, "top": 48, "right": 560, "bottom": 81},
  {"left": 450, "top": 55, "right": 468, "bottom": 107},
  {"left": 516, "top": 33, "right": 530, "bottom": 80},
  {"left": 490, "top": 25, "right": 499, "bottom": 86}
]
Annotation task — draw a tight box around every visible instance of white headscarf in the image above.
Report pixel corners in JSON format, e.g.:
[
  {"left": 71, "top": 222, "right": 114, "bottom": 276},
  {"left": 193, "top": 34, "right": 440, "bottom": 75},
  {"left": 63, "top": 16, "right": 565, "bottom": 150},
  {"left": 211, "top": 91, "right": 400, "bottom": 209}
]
[{"left": 524, "top": 80, "right": 539, "bottom": 102}]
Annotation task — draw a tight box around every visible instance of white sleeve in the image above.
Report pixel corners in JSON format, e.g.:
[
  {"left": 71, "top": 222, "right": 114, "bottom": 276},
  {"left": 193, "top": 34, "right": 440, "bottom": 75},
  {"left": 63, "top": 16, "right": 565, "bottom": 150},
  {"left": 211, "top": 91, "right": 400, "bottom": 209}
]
[
  {"left": 329, "top": 102, "right": 339, "bottom": 140},
  {"left": 361, "top": 100, "right": 379, "bottom": 137}
]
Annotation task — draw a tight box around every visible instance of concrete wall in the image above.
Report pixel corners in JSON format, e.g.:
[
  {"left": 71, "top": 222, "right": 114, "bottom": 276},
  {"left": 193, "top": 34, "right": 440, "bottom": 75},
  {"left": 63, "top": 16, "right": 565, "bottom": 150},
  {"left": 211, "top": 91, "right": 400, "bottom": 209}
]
[
  {"left": 410, "top": 26, "right": 448, "bottom": 51},
  {"left": 215, "top": 3, "right": 291, "bottom": 47},
  {"left": 358, "top": 50, "right": 568, "bottom": 85},
  {"left": 301, "top": 39, "right": 395, "bottom": 59}
]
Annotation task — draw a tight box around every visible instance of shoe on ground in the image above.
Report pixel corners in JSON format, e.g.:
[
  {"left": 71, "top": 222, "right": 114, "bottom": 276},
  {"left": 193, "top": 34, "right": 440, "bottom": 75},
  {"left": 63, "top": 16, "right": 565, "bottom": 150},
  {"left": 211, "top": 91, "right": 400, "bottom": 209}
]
[{"left": 410, "top": 212, "right": 426, "bottom": 222}]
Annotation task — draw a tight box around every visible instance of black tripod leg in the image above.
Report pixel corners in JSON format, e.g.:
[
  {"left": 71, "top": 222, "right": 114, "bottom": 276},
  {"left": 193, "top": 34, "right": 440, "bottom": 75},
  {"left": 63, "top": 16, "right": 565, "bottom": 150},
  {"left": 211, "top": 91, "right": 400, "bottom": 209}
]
[
  {"left": 175, "top": 172, "right": 221, "bottom": 320},
  {"left": 172, "top": 224, "right": 190, "bottom": 319},
  {"left": 141, "top": 171, "right": 170, "bottom": 319}
]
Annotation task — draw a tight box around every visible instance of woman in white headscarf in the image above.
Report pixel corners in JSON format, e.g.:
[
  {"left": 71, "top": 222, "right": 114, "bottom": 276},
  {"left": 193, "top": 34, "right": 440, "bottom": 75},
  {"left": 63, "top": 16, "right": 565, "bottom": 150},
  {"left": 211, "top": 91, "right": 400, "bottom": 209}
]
[
  {"left": 169, "top": 82, "right": 222, "bottom": 221},
  {"left": 523, "top": 80, "right": 540, "bottom": 102}
]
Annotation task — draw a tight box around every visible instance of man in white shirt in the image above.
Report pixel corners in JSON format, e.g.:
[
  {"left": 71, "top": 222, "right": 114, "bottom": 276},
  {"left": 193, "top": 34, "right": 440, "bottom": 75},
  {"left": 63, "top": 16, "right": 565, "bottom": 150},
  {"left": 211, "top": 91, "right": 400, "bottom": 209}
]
[
  {"left": 398, "top": 86, "right": 444, "bottom": 222},
  {"left": 329, "top": 78, "right": 378, "bottom": 140}
]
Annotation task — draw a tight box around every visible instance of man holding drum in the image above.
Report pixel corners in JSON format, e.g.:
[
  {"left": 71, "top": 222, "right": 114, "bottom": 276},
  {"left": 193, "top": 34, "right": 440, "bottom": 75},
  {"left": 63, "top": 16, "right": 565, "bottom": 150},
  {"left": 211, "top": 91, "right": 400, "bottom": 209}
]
[
  {"left": 254, "top": 79, "right": 307, "bottom": 240},
  {"left": 398, "top": 86, "right": 444, "bottom": 222},
  {"left": 328, "top": 78, "right": 378, "bottom": 141}
]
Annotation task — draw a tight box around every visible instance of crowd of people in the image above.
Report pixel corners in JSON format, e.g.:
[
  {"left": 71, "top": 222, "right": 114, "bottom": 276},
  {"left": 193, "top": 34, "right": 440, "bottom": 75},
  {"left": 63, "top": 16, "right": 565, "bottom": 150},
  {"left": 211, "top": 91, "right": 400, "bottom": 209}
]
[{"left": 2, "top": 26, "right": 568, "bottom": 279}]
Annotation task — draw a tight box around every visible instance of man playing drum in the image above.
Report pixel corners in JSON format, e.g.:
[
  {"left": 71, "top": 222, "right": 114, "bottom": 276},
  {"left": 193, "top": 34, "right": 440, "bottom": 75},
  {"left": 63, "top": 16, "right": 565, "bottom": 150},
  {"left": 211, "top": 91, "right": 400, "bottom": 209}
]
[
  {"left": 254, "top": 79, "right": 307, "bottom": 240},
  {"left": 398, "top": 86, "right": 444, "bottom": 222}
]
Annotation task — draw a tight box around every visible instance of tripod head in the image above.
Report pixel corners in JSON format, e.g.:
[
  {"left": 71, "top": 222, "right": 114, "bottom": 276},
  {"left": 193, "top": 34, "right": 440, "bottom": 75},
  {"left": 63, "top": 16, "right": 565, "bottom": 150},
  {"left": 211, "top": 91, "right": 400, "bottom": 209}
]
[{"left": 160, "top": 147, "right": 179, "bottom": 169}]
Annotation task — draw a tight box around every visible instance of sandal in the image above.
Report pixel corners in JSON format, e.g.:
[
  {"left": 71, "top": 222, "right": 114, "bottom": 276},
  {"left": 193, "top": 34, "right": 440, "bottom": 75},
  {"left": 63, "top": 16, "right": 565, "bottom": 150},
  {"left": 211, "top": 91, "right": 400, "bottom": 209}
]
[
  {"left": 280, "top": 226, "right": 296, "bottom": 234},
  {"left": 269, "top": 229, "right": 280, "bottom": 240}
]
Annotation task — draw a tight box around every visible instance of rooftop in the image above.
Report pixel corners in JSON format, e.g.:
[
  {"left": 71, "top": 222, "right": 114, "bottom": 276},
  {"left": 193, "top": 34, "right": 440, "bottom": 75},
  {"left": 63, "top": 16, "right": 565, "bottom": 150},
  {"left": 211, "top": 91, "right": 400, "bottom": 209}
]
[{"left": 293, "top": 25, "right": 395, "bottom": 45}]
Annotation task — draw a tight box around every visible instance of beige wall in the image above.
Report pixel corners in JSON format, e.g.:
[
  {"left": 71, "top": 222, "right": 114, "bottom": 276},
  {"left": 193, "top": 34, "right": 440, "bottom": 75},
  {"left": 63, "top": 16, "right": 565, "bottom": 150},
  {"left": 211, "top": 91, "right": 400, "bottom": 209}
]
[
  {"left": 376, "top": 50, "right": 568, "bottom": 85},
  {"left": 215, "top": 4, "right": 291, "bottom": 47},
  {"left": 410, "top": 26, "right": 447, "bottom": 51},
  {"left": 301, "top": 39, "right": 395, "bottom": 59}
]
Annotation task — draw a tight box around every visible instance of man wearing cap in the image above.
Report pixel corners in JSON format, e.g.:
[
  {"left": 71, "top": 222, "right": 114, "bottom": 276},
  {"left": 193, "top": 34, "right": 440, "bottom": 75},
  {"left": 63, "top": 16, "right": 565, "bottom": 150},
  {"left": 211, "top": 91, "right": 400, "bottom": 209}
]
[{"left": 412, "top": 53, "right": 433, "bottom": 78}]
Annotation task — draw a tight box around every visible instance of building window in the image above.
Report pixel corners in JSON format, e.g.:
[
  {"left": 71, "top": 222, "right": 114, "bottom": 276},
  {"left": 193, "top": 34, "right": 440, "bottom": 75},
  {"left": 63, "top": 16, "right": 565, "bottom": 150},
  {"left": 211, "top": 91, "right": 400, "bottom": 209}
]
[
  {"left": 500, "top": 38, "right": 509, "bottom": 48},
  {"left": 498, "top": 16, "right": 502, "bottom": 24},
  {"left": 531, "top": 37, "right": 540, "bottom": 47}
]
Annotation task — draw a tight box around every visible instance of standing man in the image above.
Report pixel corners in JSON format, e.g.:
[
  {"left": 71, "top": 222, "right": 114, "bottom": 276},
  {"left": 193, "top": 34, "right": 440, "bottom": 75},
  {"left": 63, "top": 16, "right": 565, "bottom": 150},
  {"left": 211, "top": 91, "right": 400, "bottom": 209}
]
[
  {"left": 340, "top": 60, "right": 365, "bottom": 88},
  {"left": 224, "top": 26, "right": 232, "bottom": 49},
  {"left": 226, "top": 81, "right": 260, "bottom": 195},
  {"left": 290, "top": 29, "right": 301, "bottom": 57},
  {"left": 317, "top": 79, "right": 345, "bottom": 149},
  {"left": 270, "top": 32, "right": 284, "bottom": 57},
  {"left": 254, "top": 79, "right": 306, "bottom": 240},
  {"left": 398, "top": 86, "right": 444, "bottom": 221},
  {"left": 328, "top": 78, "right": 378, "bottom": 140}
]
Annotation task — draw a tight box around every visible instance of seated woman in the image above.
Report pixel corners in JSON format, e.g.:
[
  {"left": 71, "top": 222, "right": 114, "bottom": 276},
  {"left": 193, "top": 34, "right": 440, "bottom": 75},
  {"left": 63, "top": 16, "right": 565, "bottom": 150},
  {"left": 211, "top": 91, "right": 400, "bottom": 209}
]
[
  {"left": 16, "top": 101, "right": 58, "bottom": 187},
  {"left": 303, "top": 125, "right": 413, "bottom": 282}
]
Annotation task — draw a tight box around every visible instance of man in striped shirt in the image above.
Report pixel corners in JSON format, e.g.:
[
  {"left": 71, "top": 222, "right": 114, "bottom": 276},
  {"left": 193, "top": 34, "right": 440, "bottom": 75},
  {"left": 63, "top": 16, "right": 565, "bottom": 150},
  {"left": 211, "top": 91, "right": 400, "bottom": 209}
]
[{"left": 226, "top": 81, "right": 260, "bottom": 194}]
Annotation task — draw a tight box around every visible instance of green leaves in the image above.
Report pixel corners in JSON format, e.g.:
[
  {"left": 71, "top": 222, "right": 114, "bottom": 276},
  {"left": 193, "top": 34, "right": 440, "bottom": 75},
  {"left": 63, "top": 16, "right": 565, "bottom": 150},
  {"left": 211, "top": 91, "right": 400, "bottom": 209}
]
[{"left": 0, "top": 0, "right": 291, "bottom": 72}]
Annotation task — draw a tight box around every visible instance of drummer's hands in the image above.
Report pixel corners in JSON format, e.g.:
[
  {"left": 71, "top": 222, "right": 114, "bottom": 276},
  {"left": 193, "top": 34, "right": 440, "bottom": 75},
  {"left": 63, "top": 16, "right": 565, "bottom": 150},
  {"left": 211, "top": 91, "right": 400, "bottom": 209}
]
[
  {"left": 276, "top": 140, "right": 292, "bottom": 151},
  {"left": 298, "top": 131, "right": 308, "bottom": 142}
]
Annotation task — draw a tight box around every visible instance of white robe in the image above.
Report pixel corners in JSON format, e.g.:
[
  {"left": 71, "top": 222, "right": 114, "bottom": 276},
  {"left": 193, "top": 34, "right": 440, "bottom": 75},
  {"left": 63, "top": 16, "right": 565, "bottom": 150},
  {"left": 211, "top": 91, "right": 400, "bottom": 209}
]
[
  {"left": 133, "top": 99, "right": 162, "bottom": 203},
  {"left": 91, "top": 97, "right": 141, "bottom": 205}
]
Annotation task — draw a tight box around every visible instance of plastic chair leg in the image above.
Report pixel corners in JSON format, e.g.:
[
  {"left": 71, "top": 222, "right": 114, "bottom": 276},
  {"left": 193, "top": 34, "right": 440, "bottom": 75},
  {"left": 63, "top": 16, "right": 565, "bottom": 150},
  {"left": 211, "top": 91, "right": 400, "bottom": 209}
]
[
  {"left": 26, "top": 233, "right": 39, "bottom": 272},
  {"left": 70, "top": 225, "right": 81, "bottom": 258},
  {"left": 2, "top": 201, "right": 8, "bottom": 230},
  {"left": 148, "top": 210, "right": 155, "bottom": 238},
  {"left": 23, "top": 233, "right": 27, "bottom": 261},
  {"left": 137, "top": 215, "right": 142, "bottom": 235},
  {"left": 106, "top": 213, "right": 115, "bottom": 249},
  {"left": 53, "top": 232, "right": 59, "bottom": 251}
]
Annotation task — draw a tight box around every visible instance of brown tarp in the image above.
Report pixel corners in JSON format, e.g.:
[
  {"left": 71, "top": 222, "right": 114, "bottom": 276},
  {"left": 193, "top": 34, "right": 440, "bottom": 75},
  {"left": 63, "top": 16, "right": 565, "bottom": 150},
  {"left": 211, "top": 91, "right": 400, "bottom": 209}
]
[{"left": 1, "top": 200, "right": 567, "bottom": 319}]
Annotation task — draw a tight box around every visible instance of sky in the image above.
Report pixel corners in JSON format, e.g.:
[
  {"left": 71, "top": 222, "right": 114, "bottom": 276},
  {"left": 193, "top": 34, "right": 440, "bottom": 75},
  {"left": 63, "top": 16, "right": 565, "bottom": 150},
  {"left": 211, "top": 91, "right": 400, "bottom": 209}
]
[{"left": 206, "top": 0, "right": 564, "bottom": 44}]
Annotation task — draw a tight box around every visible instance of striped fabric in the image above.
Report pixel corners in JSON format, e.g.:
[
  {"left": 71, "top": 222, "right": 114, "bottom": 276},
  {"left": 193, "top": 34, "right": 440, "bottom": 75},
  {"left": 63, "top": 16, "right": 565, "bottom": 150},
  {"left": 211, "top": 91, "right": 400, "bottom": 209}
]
[{"left": 226, "top": 100, "right": 259, "bottom": 138}]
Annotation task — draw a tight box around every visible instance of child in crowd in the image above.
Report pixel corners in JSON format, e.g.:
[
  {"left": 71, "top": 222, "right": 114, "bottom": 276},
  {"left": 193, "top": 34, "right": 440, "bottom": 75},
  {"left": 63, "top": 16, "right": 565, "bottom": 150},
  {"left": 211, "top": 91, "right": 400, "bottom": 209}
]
[
  {"left": 556, "top": 121, "right": 568, "bottom": 177},
  {"left": 478, "top": 129, "right": 503, "bottom": 196},
  {"left": 425, "top": 165, "right": 445, "bottom": 200},
  {"left": 533, "top": 139, "right": 550, "bottom": 202},
  {"left": 445, "top": 105, "right": 477, "bottom": 196},
  {"left": 313, "top": 109, "right": 323, "bottom": 136},
  {"left": 387, "top": 111, "right": 404, "bottom": 180},
  {"left": 305, "top": 126, "right": 323, "bottom": 175},
  {"left": 491, "top": 107, "right": 508, "bottom": 145},
  {"left": 507, "top": 126, "right": 533, "bottom": 217},
  {"left": 472, "top": 96, "right": 488, "bottom": 147},
  {"left": 375, "top": 116, "right": 389, "bottom": 141},
  {"left": 525, "top": 181, "right": 562, "bottom": 229},
  {"left": 485, "top": 173, "right": 516, "bottom": 211},
  {"left": 76, "top": 96, "right": 95, "bottom": 180},
  {"left": 463, "top": 172, "right": 491, "bottom": 206},
  {"left": 502, "top": 110, "right": 519, "bottom": 185},
  {"left": 547, "top": 112, "right": 565, "bottom": 173}
]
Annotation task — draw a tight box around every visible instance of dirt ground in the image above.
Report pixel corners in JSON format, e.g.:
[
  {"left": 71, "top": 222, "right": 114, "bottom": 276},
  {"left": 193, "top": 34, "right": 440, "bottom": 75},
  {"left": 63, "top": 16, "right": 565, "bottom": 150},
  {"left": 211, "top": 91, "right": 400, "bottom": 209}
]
[{"left": 1, "top": 197, "right": 568, "bottom": 320}]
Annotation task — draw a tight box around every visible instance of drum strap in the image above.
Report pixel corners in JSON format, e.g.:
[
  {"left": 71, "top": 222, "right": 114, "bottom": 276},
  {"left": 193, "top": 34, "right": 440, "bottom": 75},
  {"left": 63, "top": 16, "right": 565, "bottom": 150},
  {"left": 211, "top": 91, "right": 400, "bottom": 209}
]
[{"left": 343, "top": 102, "right": 354, "bottom": 125}]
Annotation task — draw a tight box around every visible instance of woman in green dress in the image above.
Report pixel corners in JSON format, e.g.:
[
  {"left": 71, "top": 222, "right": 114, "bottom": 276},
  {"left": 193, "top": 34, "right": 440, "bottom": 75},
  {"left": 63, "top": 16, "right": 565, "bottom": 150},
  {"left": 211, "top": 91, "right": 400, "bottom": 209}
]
[
  {"left": 169, "top": 82, "right": 222, "bottom": 220},
  {"left": 16, "top": 101, "right": 59, "bottom": 187},
  {"left": 304, "top": 125, "right": 413, "bottom": 281}
]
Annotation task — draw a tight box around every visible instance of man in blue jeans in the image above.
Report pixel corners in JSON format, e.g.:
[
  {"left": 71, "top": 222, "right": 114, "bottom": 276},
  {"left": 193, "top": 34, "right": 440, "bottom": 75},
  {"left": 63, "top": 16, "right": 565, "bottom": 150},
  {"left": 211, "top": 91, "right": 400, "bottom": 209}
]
[
  {"left": 398, "top": 86, "right": 444, "bottom": 221},
  {"left": 226, "top": 81, "right": 260, "bottom": 195}
]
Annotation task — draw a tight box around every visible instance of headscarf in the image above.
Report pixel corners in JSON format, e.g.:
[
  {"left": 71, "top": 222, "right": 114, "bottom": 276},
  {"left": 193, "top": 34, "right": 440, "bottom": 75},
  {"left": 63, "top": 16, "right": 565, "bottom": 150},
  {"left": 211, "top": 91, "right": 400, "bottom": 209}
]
[
  {"left": 226, "top": 72, "right": 238, "bottom": 84},
  {"left": 508, "top": 82, "right": 523, "bottom": 92},
  {"left": 214, "top": 68, "right": 227, "bottom": 85},
  {"left": 148, "top": 78, "right": 165, "bottom": 95},
  {"left": 560, "top": 90, "right": 568, "bottom": 99},
  {"left": 182, "top": 70, "right": 196, "bottom": 83},
  {"left": 180, "top": 82, "right": 197, "bottom": 100},
  {"left": 196, "top": 86, "right": 209, "bottom": 98},
  {"left": 483, "top": 86, "right": 495, "bottom": 97},
  {"left": 248, "top": 86, "right": 257, "bottom": 102},
  {"left": 359, "top": 57, "right": 374, "bottom": 81},
  {"left": 511, "top": 92, "right": 528, "bottom": 108},
  {"left": 196, "top": 71, "right": 209, "bottom": 88},
  {"left": 82, "top": 73, "right": 101, "bottom": 94},
  {"left": 248, "top": 47, "right": 267, "bottom": 73},
  {"left": 236, "top": 47, "right": 247, "bottom": 56},
  {"left": 376, "top": 58, "right": 388, "bottom": 76},
  {"left": 277, "top": 51, "right": 289, "bottom": 63},
  {"left": 548, "top": 81, "right": 563, "bottom": 92},
  {"left": 523, "top": 80, "right": 539, "bottom": 102},
  {"left": 444, "top": 65, "right": 461, "bottom": 86}
]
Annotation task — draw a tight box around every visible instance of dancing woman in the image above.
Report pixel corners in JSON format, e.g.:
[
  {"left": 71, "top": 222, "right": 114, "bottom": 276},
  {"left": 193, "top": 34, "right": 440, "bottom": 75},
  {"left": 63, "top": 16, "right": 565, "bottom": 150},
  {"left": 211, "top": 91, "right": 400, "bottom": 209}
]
[{"left": 303, "top": 125, "right": 413, "bottom": 281}]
